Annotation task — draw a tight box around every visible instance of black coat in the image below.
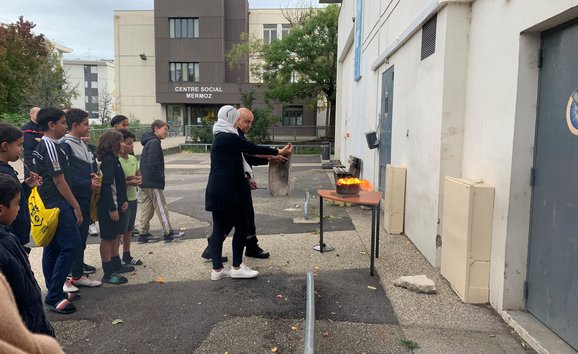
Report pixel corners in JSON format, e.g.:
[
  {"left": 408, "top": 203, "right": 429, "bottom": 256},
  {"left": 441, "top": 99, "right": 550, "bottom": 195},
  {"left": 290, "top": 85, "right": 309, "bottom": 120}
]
[
  {"left": 140, "top": 132, "right": 165, "bottom": 189},
  {"left": 0, "top": 161, "right": 31, "bottom": 246},
  {"left": 21, "top": 121, "right": 43, "bottom": 164},
  {"left": 205, "top": 132, "right": 277, "bottom": 211},
  {"left": 0, "top": 225, "right": 53, "bottom": 336}
]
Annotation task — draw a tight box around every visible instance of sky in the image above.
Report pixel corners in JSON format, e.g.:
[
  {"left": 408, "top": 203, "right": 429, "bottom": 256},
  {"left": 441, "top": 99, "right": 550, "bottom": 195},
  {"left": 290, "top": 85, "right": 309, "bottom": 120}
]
[{"left": 0, "top": 0, "right": 324, "bottom": 61}]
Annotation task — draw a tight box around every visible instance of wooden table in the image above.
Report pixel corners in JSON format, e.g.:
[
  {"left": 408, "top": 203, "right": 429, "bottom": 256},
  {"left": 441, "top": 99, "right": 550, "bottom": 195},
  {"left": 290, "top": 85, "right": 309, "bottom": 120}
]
[{"left": 317, "top": 189, "right": 382, "bottom": 275}]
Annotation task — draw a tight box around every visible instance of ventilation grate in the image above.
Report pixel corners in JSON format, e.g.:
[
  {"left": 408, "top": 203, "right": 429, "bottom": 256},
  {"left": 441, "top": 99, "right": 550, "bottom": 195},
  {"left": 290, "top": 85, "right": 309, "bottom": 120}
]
[{"left": 421, "top": 14, "right": 437, "bottom": 60}]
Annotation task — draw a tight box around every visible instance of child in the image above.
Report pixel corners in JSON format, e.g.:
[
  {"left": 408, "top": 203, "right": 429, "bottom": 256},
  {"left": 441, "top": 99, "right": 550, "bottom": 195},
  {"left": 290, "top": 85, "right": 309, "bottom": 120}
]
[
  {"left": 0, "top": 174, "right": 55, "bottom": 335},
  {"left": 96, "top": 130, "right": 130, "bottom": 284},
  {"left": 118, "top": 129, "right": 143, "bottom": 266},
  {"left": 0, "top": 122, "right": 42, "bottom": 247},
  {"left": 33, "top": 107, "right": 82, "bottom": 314},
  {"left": 59, "top": 109, "right": 102, "bottom": 289}
]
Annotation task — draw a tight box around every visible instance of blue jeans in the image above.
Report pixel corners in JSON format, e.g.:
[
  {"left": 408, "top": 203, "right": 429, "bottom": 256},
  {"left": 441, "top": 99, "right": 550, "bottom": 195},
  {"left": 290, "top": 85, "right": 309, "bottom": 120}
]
[{"left": 42, "top": 200, "right": 82, "bottom": 305}]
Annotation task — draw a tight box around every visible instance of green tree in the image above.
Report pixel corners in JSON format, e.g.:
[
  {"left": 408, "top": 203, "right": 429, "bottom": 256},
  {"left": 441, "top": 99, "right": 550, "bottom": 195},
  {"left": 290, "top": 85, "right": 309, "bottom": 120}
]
[
  {"left": 0, "top": 17, "right": 77, "bottom": 114},
  {"left": 227, "top": 5, "right": 338, "bottom": 131},
  {"left": 0, "top": 17, "right": 48, "bottom": 114},
  {"left": 20, "top": 49, "right": 78, "bottom": 109},
  {"left": 240, "top": 87, "right": 278, "bottom": 143}
]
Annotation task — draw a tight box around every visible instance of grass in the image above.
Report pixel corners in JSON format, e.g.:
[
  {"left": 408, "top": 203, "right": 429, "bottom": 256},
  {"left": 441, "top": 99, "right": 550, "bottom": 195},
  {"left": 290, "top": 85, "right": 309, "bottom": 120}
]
[{"left": 400, "top": 339, "right": 419, "bottom": 352}]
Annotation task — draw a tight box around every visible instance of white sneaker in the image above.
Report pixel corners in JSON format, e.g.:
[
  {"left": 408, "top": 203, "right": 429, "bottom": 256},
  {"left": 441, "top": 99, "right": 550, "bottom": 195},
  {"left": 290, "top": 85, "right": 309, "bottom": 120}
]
[
  {"left": 63, "top": 278, "right": 79, "bottom": 293},
  {"left": 230, "top": 263, "right": 258, "bottom": 279},
  {"left": 71, "top": 275, "right": 102, "bottom": 287},
  {"left": 88, "top": 223, "right": 99, "bottom": 236},
  {"left": 211, "top": 268, "right": 231, "bottom": 281}
]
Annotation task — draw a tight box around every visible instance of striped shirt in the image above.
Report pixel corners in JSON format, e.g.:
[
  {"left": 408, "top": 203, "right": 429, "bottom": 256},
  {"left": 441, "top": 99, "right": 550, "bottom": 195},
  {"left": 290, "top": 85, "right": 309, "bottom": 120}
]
[{"left": 32, "top": 136, "right": 69, "bottom": 204}]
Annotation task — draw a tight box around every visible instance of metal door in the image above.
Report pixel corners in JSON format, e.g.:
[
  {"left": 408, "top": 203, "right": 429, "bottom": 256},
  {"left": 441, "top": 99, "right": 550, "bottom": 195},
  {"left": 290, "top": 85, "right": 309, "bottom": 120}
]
[
  {"left": 528, "top": 19, "right": 578, "bottom": 350},
  {"left": 379, "top": 66, "right": 394, "bottom": 193}
]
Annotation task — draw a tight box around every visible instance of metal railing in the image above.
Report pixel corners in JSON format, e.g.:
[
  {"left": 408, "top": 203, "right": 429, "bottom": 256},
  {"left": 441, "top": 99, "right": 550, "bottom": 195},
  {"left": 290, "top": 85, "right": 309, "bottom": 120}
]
[
  {"left": 184, "top": 124, "right": 334, "bottom": 143},
  {"left": 179, "top": 142, "right": 333, "bottom": 155}
]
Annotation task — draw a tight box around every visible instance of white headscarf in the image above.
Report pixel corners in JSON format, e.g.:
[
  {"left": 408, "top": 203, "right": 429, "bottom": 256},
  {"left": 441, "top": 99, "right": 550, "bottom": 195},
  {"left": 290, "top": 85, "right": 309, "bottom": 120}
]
[
  {"left": 213, "top": 105, "right": 239, "bottom": 135},
  {"left": 213, "top": 105, "right": 254, "bottom": 179}
]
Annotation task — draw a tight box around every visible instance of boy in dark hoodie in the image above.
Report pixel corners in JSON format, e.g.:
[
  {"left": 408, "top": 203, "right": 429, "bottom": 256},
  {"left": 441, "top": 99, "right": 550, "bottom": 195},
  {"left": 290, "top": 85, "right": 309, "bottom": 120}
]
[
  {"left": 138, "top": 120, "right": 183, "bottom": 243},
  {"left": 0, "top": 174, "right": 54, "bottom": 336},
  {"left": 59, "top": 109, "right": 102, "bottom": 289},
  {"left": 0, "top": 123, "right": 42, "bottom": 248}
]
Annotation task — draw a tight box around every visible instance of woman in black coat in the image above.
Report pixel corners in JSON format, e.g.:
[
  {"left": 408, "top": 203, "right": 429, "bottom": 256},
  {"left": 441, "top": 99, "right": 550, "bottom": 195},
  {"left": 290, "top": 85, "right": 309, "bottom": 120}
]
[{"left": 205, "top": 105, "right": 291, "bottom": 280}]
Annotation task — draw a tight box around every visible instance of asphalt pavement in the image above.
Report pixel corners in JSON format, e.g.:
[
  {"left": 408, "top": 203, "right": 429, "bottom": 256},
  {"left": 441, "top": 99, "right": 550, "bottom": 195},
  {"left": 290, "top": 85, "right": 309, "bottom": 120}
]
[{"left": 25, "top": 151, "right": 537, "bottom": 354}]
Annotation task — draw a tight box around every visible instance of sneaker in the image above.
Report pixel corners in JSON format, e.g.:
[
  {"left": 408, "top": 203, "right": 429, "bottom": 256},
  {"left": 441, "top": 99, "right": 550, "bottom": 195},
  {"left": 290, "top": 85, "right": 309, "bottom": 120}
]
[
  {"left": 88, "top": 223, "right": 99, "bottom": 237},
  {"left": 245, "top": 245, "right": 270, "bottom": 259},
  {"left": 115, "top": 264, "right": 135, "bottom": 274},
  {"left": 102, "top": 274, "right": 128, "bottom": 285},
  {"left": 163, "top": 230, "right": 184, "bottom": 242},
  {"left": 138, "top": 233, "right": 160, "bottom": 244},
  {"left": 83, "top": 263, "right": 96, "bottom": 275},
  {"left": 132, "top": 228, "right": 140, "bottom": 237},
  {"left": 201, "top": 245, "right": 229, "bottom": 263},
  {"left": 210, "top": 267, "right": 231, "bottom": 281},
  {"left": 230, "top": 263, "right": 259, "bottom": 279},
  {"left": 63, "top": 278, "right": 79, "bottom": 293},
  {"left": 66, "top": 292, "right": 81, "bottom": 301},
  {"left": 123, "top": 257, "right": 143, "bottom": 266},
  {"left": 46, "top": 299, "right": 76, "bottom": 314},
  {"left": 71, "top": 275, "right": 102, "bottom": 288}
]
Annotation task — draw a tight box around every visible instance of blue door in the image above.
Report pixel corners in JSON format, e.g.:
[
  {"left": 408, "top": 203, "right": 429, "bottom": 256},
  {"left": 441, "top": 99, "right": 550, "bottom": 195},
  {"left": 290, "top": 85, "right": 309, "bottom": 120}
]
[{"left": 528, "top": 19, "right": 578, "bottom": 350}]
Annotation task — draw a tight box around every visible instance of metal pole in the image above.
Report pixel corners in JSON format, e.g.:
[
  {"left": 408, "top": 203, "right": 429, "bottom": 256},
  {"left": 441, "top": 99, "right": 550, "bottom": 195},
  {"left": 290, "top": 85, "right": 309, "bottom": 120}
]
[{"left": 304, "top": 271, "right": 315, "bottom": 354}]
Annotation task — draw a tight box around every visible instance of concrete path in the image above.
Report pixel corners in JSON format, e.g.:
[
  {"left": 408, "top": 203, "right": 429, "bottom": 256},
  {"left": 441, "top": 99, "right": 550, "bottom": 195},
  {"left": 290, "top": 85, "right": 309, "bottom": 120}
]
[{"left": 24, "top": 152, "right": 537, "bottom": 353}]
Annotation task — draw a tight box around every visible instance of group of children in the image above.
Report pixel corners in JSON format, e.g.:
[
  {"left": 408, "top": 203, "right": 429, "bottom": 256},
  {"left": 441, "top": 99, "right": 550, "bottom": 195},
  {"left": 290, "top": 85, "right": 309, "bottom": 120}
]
[{"left": 0, "top": 107, "right": 147, "bottom": 338}]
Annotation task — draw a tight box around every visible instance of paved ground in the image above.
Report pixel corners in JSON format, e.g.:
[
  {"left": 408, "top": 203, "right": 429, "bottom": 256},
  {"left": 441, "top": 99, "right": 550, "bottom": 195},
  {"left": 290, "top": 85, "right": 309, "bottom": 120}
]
[{"left": 25, "top": 152, "right": 537, "bottom": 353}]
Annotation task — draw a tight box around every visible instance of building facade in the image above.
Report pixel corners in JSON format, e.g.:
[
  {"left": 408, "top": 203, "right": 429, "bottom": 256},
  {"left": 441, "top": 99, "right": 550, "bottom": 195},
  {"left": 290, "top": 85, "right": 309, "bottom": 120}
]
[
  {"left": 336, "top": 0, "right": 578, "bottom": 351},
  {"left": 64, "top": 60, "right": 116, "bottom": 120},
  {"left": 114, "top": 1, "right": 318, "bottom": 136}
]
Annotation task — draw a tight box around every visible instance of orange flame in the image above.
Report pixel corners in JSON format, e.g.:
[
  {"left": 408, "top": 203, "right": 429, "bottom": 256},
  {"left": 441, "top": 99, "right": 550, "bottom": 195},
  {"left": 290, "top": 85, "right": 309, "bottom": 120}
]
[{"left": 336, "top": 178, "right": 373, "bottom": 191}]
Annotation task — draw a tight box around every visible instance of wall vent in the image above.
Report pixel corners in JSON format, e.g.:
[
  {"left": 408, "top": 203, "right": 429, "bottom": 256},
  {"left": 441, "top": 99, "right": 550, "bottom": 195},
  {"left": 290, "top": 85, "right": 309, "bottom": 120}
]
[{"left": 421, "top": 14, "right": 437, "bottom": 60}]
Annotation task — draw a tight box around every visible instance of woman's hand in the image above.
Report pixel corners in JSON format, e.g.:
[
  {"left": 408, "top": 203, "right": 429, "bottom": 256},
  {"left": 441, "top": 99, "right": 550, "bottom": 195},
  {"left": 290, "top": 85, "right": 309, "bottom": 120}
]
[{"left": 121, "top": 202, "right": 128, "bottom": 212}]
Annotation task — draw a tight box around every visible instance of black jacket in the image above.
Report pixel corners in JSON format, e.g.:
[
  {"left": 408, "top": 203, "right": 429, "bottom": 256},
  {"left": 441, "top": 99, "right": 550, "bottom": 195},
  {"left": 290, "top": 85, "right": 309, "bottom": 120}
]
[
  {"left": 21, "top": 121, "right": 43, "bottom": 165},
  {"left": 0, "top": 162, "right": 31, "bottom": 246},
  {"left": 140, "top": 132, "right": 165, "bottom": 189},
  {"left": 0, "top": 225, "right": 54, "bottom": 336},
  {"left": 239, "top": 130, "right": 269, "bottom": 168},
  {"left": 205, "top": 132, "right": 277, "bottom": 211}
]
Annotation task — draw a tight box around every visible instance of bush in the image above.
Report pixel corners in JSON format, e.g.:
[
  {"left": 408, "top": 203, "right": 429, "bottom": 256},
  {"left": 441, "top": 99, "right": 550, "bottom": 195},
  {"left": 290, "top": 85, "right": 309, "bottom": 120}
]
[
  {"left": 189, "top": 118, "right": 213, "bottom": 143},
  {"left": 1, "top": 112, "right": 29, "bottom": 127}
]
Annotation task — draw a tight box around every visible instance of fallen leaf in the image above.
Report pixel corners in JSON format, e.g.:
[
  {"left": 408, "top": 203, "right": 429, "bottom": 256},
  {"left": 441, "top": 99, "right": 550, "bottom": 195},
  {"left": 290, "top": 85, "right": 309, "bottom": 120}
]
[
  {"left": 489, "top": 334, "right": 496, "bottom": 337},
  {"left": 148, "top": 251, "right": 154, "bottom": 254},
  {"left": 323, "top": 331, "right": 330, "bottom": 337},
  {"left": 314, "top": 265, "right": 320, "bottom": 271},
  {"left": 276, "top": 294, "right": 284, "bottom": 299},
  {"left": 291, "top": 325, "right": 298, "bottom": 331},
  {"left": 179, "top": 227, "right": 187, "bottom": 231},
  {"left": 271, "top": 347, "right": 278, "bottom": 353},
  {"left": 112, "top": 319, "right": 123, "bottom": 325},
  {"left": 367, "top": 285, "right": 377, "bottom": 290},
  {"left": 155, "top": 276, "right": 165, "bottom": 284},
  {"left": 359, "top": 251, "right": 367, "bottom": 255}
]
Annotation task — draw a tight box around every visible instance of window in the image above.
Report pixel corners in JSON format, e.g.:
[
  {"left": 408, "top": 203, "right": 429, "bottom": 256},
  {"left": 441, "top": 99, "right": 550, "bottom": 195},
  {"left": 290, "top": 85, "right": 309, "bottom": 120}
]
[
  {"left": 170, "top": 62, "right": 199, "bottom": 82},
  {"left": 84, "top": 81, "right": 89, "bottom": 89},
  {"left": 169, "top": 18, "right": 199, "bottom": 38},
  {"left": 282, "top": 106, "right": 303, "bottom": 126},
  {"left": 84, "top": 96, "right": 89, "bottom": 103},
  {"left": 263, "top": 24, "right": 277, "bottom": 44},
  {"left": 90, "top": 66, "right": 98, "bottom": 74},
  {"left": 91, "top": 81, "right": 98, "bottom": 89},
  {"left": 281, "top": 24, "right": 291, "bottom": 39},
  {"left": 91, "top": 96, "right": 98, "bottom": 104}
]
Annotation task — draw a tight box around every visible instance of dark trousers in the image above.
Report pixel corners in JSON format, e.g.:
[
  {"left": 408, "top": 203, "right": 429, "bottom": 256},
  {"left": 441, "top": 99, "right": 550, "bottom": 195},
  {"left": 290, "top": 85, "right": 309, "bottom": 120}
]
[
  {"left": 42, "top": 200, "right": 81, "bottom": 305},
  {"left": 218, "top": 191, "right": 259, "bottom": 248},
  {"left": 210, "top": 206, "right": 248, "bottom": 269},
  {"left": 71, "top": 198, "right": 91, "bottom": 278}
]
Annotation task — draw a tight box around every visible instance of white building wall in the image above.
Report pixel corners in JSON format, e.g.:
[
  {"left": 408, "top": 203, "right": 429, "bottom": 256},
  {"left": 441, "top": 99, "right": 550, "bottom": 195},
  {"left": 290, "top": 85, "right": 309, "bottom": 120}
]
[
  {"left": 114, "top": 11, "right": 161, "bottom": 123},
  {"left": 64, "top": 60, "right": 116, "bottom": 118},
  {"left": 336, "top": 0, "right": 578, "bottom": 320}
]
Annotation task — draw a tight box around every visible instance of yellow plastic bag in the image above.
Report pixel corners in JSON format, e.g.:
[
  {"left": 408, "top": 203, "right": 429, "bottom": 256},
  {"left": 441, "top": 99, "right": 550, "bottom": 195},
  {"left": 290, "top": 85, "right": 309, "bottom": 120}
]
[{"left": 28, "top": 187, "right": 60, "bottom": 247}]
